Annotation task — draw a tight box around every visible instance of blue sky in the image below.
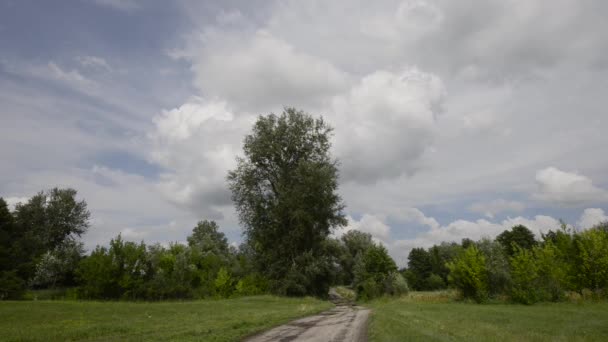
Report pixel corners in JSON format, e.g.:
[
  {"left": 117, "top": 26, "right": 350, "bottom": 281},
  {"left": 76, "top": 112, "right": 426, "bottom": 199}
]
[{"left": 2, "top": 0, "right": 608, "bottom": 265}]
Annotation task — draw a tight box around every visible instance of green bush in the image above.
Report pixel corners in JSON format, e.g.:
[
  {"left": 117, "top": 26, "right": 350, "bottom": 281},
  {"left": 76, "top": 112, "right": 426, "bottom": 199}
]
[
  {"left": 384, "top": 272, "right": 409, "bottom": 296},
  {"left": 426, "top": 273, "right": 446, "bottom": 291},
  {"left": 235, "top": 274, "right": 268, "bottom": 296},
  {"left": 446, "top": 246, "right": 488, "bottom": 303},
  {"left": 0, "top": 271, "right": 26, "bottom": 300}
]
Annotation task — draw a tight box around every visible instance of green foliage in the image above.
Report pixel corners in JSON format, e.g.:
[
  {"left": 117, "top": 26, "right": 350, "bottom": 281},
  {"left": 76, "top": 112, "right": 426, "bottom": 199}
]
[
  {"left": 446, "top": 246, "right": 488, "bottom": 302},
  {"left": 476, "top": 238, "right": 511, "bottom": 296},
  {"left": 32, "top": 239, "right": 84, "bottom": 288},
  {"left": 353, "top": 243, "right": 400, "bottom": 300},
  {"left": 406, "top": 248, "right": 432, "bottom": 290},
  {"left": 214, "top": 267, "right": 234, "bottom": 298},
  {"left": 0, "top": 270, "right": 26, "bottom": 300},
  {"left": 509, "top": 246, "right": 541, "bottom": 304},
  {"left": 235, "top": 273, "right": 268, "bottom": 296},
  {"left": 227, "top": 108, "right": 346, "bottom": 297},
  {"left": 497, "top": 225, "right": 537, "bottom": 256},
  {"left": 77, "top": 235, "right": 150, "bottom": 300},
  {"left": 573, "top": 227, "right": 608, "bottom": 294},
  {"left": 425, "top": 273, "right": 446, "bottom": 290},
  {"left": 187, "top": 220, "right": 229, "bottom": 255}
]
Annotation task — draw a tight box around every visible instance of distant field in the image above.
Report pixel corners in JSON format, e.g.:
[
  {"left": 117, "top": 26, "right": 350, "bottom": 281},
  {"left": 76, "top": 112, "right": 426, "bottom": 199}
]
[
  {"left": 367, "top": 292, "right": 608, "bottom": 341},
  {"left": 0, "top": 296, "right": 332, "bottom": 342}
]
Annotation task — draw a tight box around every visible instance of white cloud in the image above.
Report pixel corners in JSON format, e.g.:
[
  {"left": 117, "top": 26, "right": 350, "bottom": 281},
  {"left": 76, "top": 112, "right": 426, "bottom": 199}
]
[
  {"left": 149, "top": 98, "right": 249, "bottom": 218},
  {"left": 189, "top": 29, "right": 349, "bottom": 112},
  {"left": 3, "top": 196, "right": 29, "bottom": 210},
  {"left": 469, "top": 199, "right": 525, "bottom": 218},
  {"left": 336, "top": 214, "right": 391, "bottom": 243},
  {"left": 534, "top": 167, "right": 608, "bottom": 206},
  {"left": 331, "top": 68, "right": 444, "bottom": 182},
  {"left": 577, "top": 208, "right": 608, "bottom": 229}
]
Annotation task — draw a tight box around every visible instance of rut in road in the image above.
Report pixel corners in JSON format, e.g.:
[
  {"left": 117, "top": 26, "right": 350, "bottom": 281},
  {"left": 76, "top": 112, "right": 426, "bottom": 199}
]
[{"left": 244, "top": 290, "right": 369, "bottom": 342}]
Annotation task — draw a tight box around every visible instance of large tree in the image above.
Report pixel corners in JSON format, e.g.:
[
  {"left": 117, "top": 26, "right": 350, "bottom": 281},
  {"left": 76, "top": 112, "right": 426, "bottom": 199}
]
[
  {"left": 228, "top": 108, "right": 346, "bottom": 296},
  {"left": 12, "top": 188, "right": 90, "bottom": 281}
]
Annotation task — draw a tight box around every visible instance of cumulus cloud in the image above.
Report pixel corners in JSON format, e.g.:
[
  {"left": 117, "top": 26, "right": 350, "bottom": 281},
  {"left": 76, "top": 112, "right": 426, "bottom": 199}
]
[
  {"left": 149, "top": 98, "right": 251, "bottom": 218},
  {"left": 469, "top": 199, "right": 525, "bottom": 218},
  {"left": 331, "top": 68, "right": 444, "bottom": 183},
  {"left": 534, "top": 167, "right": 608, "bottom": 206},
  {"left": 577, "top": 208, "right": 608, "bottom": 229},
  {"left": 335, "top": 214, "right": 391, "bottom": 243},
  {"left": 189, "top": 29, "right": 349, "bottom": 112}
]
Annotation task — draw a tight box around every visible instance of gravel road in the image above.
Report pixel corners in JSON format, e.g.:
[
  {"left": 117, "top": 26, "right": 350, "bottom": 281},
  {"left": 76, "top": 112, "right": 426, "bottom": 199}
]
[{"left": 244, "top": 290, "right": 369, "bottom": 342}]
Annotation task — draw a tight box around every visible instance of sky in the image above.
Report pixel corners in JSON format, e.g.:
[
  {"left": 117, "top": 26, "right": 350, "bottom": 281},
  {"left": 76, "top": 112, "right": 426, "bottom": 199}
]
[{"left": 1, "top": 0, "right": 608, "bottom": 266}]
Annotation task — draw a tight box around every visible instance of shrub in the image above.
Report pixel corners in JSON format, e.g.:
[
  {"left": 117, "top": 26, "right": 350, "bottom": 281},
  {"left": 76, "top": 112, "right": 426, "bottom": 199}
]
[
  {"left": 384, "top": 272, "right": 409, "bottom": 296},
  {"left": 446, "top": 246, "right": 488, "bottom": 303},
  {"left": 235, "top": 273, "right": 268, "bottom": 296},
  {"left": 214, "top": 267, "right": 234, "bottom": 298},
  {"left": 425, "top": 273, "right": 445, "bottom": 291},
  {"left": 0, "top": 271, "right": 26, "bottom": 300}
]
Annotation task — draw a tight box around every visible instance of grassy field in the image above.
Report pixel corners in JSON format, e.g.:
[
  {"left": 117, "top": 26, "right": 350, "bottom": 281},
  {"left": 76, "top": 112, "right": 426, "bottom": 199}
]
[
  {"left": 367, "top": 292, "right": 608, "bottom": 341},
  {"left": 0, "top": 296, "right": 332, "bottom": 342}
]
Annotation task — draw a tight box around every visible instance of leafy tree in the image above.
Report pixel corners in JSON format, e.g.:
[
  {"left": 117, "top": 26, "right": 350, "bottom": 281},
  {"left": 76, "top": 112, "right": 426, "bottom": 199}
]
[
  {"left": 0, "top": 198, "right": 16, "bottom": 272},
  {"left": 338, "top": 230, "right": 375, "bottom": 285},
  {"left": 12, "top": 188, "right": 90, "bottom": 281},
  {"left": 353, "top": 243, "right": 399, "bottom": 300},
  {"left": 32, "top": 239, "right": 84, "bottom": 288},
  {"left": 509, "top": 246, "right": 541, "bottom": 304},
  {"left": 573, "top": 227, "right": 608, "bottom": 293},
  {"left": 187, "top": 220, "right": 229, "bottom": 255},
  {"left": 227, "top": 108, "right": 346, "bottom": 296},
  {"left": 214, "top": 267, "right": 234, "bottom": 298},
  {"left": 476, "top": 238, "right": 511, "bottom": 296},
  {"left": 406, "top": 248, "right": 432, "bottom": 290},
  {"left": 497, "top": 225, "right": 537, "bottom": 256},
  {"left": 447, "top": 245, "right": 488, "bottom": 302}
]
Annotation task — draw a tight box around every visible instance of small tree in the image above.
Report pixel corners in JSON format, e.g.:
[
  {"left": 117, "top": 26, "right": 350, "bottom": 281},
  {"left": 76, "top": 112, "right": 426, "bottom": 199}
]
[
  {"left": 446, "top": 245, "right": 488, "bottom": 302},
  {"left": 497, "top": 225, "right": 537, "bottom": 256}
]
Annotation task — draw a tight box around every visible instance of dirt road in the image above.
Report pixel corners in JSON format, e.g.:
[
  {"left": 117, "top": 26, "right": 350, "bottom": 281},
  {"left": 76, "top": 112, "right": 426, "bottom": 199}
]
[{"left": 244, "top": 290, "right": 369, "bottom": 342}]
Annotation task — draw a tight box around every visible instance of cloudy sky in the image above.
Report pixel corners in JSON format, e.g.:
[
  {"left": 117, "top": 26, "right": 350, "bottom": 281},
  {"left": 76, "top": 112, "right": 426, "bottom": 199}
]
[{"left": 2, "top": 0, "right": 607, "bottom": 265}]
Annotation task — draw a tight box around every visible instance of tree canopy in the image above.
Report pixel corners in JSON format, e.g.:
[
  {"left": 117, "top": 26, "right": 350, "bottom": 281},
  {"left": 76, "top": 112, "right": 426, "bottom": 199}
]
[{"left": 228, "top": 108, "right": 346, "bottom": 296}]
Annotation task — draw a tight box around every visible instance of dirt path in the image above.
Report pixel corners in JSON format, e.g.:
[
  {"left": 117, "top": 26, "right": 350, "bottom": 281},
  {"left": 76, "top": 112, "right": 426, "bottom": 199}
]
[{"left": 244, "top": 289, "right": 369, "bottom": 342}]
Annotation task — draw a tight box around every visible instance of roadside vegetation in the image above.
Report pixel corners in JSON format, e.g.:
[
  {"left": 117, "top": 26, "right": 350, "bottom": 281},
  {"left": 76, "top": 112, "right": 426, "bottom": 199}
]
[
  {"left": 367, "top": 292, "right": 608, "bottom": 341},
  {"left": 402, "top": 222, "right": 608, "bottom": 304},
  {"left": 0, "top": 296, "right": 332, "bottom": 342}
]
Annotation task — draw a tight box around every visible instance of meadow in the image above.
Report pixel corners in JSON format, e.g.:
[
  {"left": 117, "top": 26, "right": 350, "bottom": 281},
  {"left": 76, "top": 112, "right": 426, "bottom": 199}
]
[
  {"left": 367, "top": 292, "right": 608, "bottom": 341},
  {"left": 0, "top": 296, "right": 332, "bottom": 342}
]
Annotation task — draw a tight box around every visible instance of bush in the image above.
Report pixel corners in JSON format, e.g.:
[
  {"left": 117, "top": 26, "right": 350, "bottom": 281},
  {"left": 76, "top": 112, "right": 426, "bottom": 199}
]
[
  {"left": 235, "top": 274, "right": 268, "bottom": 296},
  {"left": 0, "top": 271, "right": 26, "bottom": 300},
  {"left": 214, "top": 267, "right": 234, "bottom": 298},
  {"left": 384, "top": 272, "right": 409, "bottom": 296},
  {"left": 509, "top": 247, "right": 541, "bottom": 304},
  {"left": 426, "top": 273, "right": 445, "bottom": 291},
  {"left": 446, "top": 246, "right": 488, "bottom": 303}
]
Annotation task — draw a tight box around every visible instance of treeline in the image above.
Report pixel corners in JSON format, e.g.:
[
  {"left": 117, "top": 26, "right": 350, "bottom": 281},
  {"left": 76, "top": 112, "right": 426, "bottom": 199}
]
[
  {"left": 0, "top": 189, "right": 404, "bottom": 301},
  {"left": 403, "top": 223, "right": 608, "bottom": 303}
]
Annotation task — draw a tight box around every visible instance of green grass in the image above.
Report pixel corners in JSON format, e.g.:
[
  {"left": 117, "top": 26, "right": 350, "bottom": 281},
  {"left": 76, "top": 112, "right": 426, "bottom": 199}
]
[
  {"left": 367, "top": 292, "right": 608, "bottom": 341},
  {"left": 0, "top": 295, "right": 332, "bottom": 342}
]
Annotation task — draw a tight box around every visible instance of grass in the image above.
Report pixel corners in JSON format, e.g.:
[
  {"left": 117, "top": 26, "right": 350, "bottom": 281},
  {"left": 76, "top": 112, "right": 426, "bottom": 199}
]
[
  {"left": 0, "top": 295, "right": 332, "bottom": 342},
  {"left": 367, "top": 292, "right": 608, "bottom": 341}
]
